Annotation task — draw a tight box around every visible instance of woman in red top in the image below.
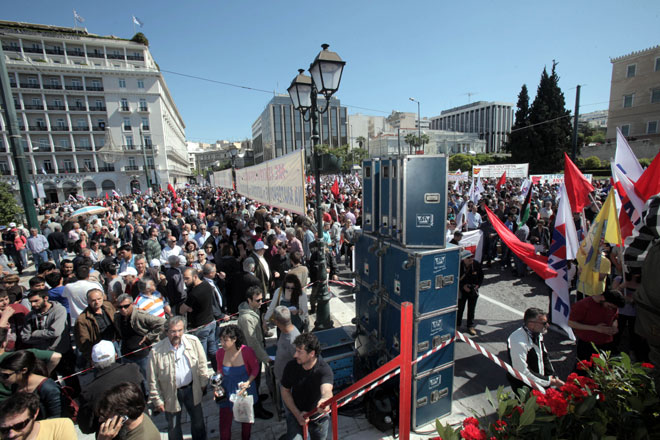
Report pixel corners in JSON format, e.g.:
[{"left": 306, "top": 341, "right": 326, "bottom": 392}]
[{"left": 215, "top": 325, "right": 258, "bottom": 440}]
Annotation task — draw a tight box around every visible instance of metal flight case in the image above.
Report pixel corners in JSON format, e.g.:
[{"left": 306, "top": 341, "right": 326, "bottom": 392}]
[
  {"left": 379, "top": 158, "right": 392, "bottom": 236},
  {"left": 412, "top": 363, "right": 454, "bottom": 430},
  {"left": 362, "top": 158, "right": 380, "bottom": 234},
  {"left": 380, "top": 240, "right": 460, "bottom": 315},
  {"left": 314, "top": 327, "right": 355, "bottom": 391},
  {"left": 397, "top": 155, "right": 448, "bottom": 248},
  {"left": 353, "top": 231, "right": 382, "bottom": 290}
]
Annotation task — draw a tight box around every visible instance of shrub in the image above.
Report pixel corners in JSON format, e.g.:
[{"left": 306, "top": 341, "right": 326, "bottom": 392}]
[{"left": 584, "top": 156, "right": 601, "bottom": 169}]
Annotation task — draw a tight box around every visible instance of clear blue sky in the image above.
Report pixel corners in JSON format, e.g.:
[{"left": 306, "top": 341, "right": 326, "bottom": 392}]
[{"left": 5, "top": 0, "right": 660, "bottom": 143}]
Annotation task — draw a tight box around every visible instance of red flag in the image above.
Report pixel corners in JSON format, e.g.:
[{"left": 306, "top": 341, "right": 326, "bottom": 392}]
[
  {"left": 105, "top": 192, "right": 109, "bottom": 200},
  {"left": 331, "top": 178, "right": 340, "bottom": 199},
  {"left": 564, "top": 153, "right": 594, "bottom": 213},
  {"left": 167, "top": 183, "right": 177, "bottom": 199},
  {"left": 485, "top": 207, "right": 557, "bottom": 279},
  {"left": 495, "top": 171, "right": 506, "bottom": 191},
  {"left": 634, "top": 152, "right": 660, "bottom": 201}
]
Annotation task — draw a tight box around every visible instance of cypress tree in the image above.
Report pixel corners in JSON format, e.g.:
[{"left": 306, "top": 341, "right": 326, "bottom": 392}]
[{"left": 507, "top": 84, "right": 531, "bottom": 163}]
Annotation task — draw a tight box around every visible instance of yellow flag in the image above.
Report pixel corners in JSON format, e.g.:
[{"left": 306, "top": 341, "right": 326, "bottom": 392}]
[{"left": 576, "top": 190, "right": 620, "bottom": 296}]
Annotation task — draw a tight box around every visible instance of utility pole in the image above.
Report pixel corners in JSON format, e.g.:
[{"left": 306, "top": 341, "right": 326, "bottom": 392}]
[
  {"left": 572, "top": 85, "right": 581, "bottom": 161},
  {"left": 139, "top": 128, "right": 151, "bottom": 191},
  {"left": 0, "top": 46, "right": 38, "bottom": 228}
]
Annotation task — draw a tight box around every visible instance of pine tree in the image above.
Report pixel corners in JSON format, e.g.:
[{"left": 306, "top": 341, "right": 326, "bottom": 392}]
[
  {"left": 507, "top": 84, "right": 531, "bottom": 162},
  {"left": 528, "top": 61, "right": 572, "bottom": 172}
]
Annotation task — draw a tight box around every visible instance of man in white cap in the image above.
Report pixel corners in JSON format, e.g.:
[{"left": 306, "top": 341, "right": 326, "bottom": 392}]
[
  {"left": 119, "top": 266, "right": 139, "bottom": 298},
  {"left": 77, "top": 340, "right": 144, "bottom": 434},
  {"left": 457, "top": 250, "right": 484, "bottom": 336},
  {"left": 249, "top": 239, "right": 271, "bottom": 298}
]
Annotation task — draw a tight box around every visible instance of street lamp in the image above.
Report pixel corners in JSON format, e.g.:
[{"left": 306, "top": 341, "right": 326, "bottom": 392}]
[
  {"left": 287, "top": 44, "right": 345, "bottom": 330},
  {"left": 409, "top": 97, "right": 421, "bottom": 154}
]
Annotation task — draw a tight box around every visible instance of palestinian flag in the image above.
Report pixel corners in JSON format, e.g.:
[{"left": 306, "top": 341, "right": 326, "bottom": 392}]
[{"left": 518, "top": 183, "right": 532, "bottom": 227}]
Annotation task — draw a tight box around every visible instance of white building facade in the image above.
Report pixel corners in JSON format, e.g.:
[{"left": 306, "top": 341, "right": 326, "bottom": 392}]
[
  {"left": 0, "top": 20, "right": 189, "bottom": 202},
  {"left": 430, "top": 101, "right": 513, "bottom": 153},
  {"left": 368, "top": 129, "right": 486, "bottom": 158}
]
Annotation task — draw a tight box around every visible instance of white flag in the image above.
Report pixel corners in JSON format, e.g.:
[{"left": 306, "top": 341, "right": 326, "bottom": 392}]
[
  {"left": 132, "top": 16, "right": 144, "bottom": 27},
  {"left": 614, "top": 127, "right": 643, "bottom": 182},
  {"left": 455, "top": 201, "right": 468, "bottom": 231},
  {"left": 459, "top": 230, "right": 483, "bottom": 262},
  {"left": 73, "top": 9, "right": 85, "bottom": 23}
]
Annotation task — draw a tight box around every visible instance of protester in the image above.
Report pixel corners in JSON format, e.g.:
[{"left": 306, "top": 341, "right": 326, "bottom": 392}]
[{"left": 0, "top": 392, "right": 75, "bottom": 439}]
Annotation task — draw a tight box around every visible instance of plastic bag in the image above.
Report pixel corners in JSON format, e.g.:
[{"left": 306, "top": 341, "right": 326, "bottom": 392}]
[{"left": 232, "top": 393, "right": 254, "bottom": 423}]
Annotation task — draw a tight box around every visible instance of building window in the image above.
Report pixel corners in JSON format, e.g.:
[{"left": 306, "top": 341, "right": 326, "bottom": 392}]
[
  {"left": 128, "top": 157, "right": 137, "bottom": 167},
  {"left": 56, "top": 118, "right": 66, "bottom": 128},
  {"left": 141, "top": 118, "right": 149, "bottom": 130},
  {"left": 71, "top": 79, "right": 81, "bottom": 88},
  {"left": 626, "top": 64, "right": 636, "bottom": 78},
  {"left": 137, "top": 79, "right": 144, "bottom": 89},
  {"left": 79, "top": 137, "right": 90, "bottom": 147},
  {"left": 36, "top": 118, "right": 45, "bottom": 128},
  {"left": 123, "top": 118, "right": 132, "bottom": 130},
  {"left": 139, "top": 99, "right": 147, "bottom": 111},
  {"left": 83, "top": 159, "right": 93, "bottom": 171},
  {"left": 620, "top": 124, "right": 630, "bottom": 136},
  {"left": 91, "top": 80, "right": 101, "bottom": 88},
  {"left": 126, "top": 135, "right": 134, "bottom": 148},
  {"left": 77, "top": 119, "right": 87, "bottom": 128},
  {"left": 652, "top": 88, "right": 660, "bottom": 104},
  {"left": 43, "top": 160, "right": 52, "bottom": 171},
  {"left": 119, "top": 78, "right": 126, "bottom": 88},
  {"left": 648, "top": 121, "right": 658, "bottom": 134},
  {"left": 144, "top": 135, "right": 152, "bottom": 147},
  {"left": 623, "top": 94, "right": 634, "bottom": 108},
  {"left": 63, "top": 159, "right": 73, "bottom": 171},
  {"left": 120, "top": 98, "right": 129, "bottom": 110},
  {"left": 28, "top": 77, "right": 38, "bottom": 86}
]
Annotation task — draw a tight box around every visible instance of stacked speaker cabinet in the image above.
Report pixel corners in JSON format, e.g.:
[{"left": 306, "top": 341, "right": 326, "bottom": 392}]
[{"left": 354, "top": 155, "right": 459, "bottom": 432}]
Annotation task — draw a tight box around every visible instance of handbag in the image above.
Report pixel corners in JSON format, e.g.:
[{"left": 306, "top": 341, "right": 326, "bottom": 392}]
[{"left": 232, "top": 393, "right": 254, "bottom": 424}]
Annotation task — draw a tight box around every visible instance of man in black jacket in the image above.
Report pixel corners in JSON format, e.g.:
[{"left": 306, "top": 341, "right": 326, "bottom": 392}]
[
  {"left": 77, "top": 340, "right": 144, "bottom": 434},
  {"left": 46, "top": 224, "right": 67, "bottom": 269},
  {"left": 457, "top": 250, "right": 484, "bottom": 336}
]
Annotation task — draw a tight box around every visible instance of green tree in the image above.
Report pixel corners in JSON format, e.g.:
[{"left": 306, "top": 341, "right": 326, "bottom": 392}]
[
  {"left": 506, "top": 84, "right": 532, "bottom": 162},
  {"left": 584, "top": 156, "right": 601, "bottom": 168},
  {"left": 355, "top": 136, "right": 366, "bottom": 149},
  {"left": 527, "top": 62, "right": 573, "bottom": 173},
  {"left": 0, "top": 182, "right": 23, "bottom": 225},
  {"left": 130, "top": 32, "right": 149, "bottom": 46},
  {"left": 449, "top": 154, "right": 475, "bottom": 171}
]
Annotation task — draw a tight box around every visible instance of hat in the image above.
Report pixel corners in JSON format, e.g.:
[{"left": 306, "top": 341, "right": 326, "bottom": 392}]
[
  {"left": 91, "top": 340, "right": 116, "bottom": 364},
  {"left": 150, "top": 259, "right": 161, "bottom": 268},
  {"left": 460, "top": 250, "right": 474, "bottom": 260},
  {"left": 254, "top": 241, "right": 268, "bottom": 250},
  {"left": 178, "top": 255, "right": 187, "bottom": 265},
  {"left": 118, "top": 267, "right": 138, "bottom": 277},
  {"left": 8, "top": 222, "right": 16, "bottom": 228}
]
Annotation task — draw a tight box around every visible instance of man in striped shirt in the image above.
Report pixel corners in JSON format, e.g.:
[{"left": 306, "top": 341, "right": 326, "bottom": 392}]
[{"left": 134, "top": 278, "right": 171, "bottom": 318}]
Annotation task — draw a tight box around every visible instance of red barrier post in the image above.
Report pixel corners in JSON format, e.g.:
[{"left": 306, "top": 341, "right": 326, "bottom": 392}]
[
  {"left": 331, "top": 400, "right": 339, "bottom": 440},
  {"left": 399, "top": 302, "right": 413, "bottom": 440}
]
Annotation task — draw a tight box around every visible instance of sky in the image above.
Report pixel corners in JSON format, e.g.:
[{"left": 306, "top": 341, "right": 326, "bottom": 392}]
[{"left": 5, "top": 0, "right": 660, "bottom": 144}]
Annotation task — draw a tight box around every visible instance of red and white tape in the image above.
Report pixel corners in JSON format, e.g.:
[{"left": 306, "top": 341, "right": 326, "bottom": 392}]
[
  {"left": 455, "top": 331, "right": 546, "bottom": 394},
  {"left": 412, "top": 336, "right": 455, "bottom": 365},
  {"left": 336, "top": 367, "right": 401, "bottom": 409}
]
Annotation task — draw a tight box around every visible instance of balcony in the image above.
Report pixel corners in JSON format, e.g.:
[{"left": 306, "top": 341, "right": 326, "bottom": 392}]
[
  {"left": 126, "top": 54, "right": 144, "bottom": 61},
  {"left": 123, "top": 125, "right": 132, "bottom": 131},
  {"left": 66, "top": 50, "right": 85, "bottom": 57},
  {"left": 51, "top": 126, "right": 70, "bottom": 132},
  {"left": 119, "top": 106, "right": 130, "bottom": 112},
  {"left": 98, "top": 166, "right": 115, "bottom": 172},
  {"left": 47, "top": 104, "right": 66, "bottom": 110},
  {"left": 20, "top": 83, "right": 40, "bottom": 89},
  {"left": 60, "top": 168, "right": 76, "bottom": 173},
  {"left": 28, "top": 125, "right": 48, "bottom": 131},
  {"left": 87, "top": 52, "right": 105, "bottom": 59},
  {"left": 33, "top": 145, "right": 52, "bottom": 152},
  {"left": 76, "top": 145, "right": 93, "bottom": 151},
  {"left": 1, "top": 170, "right": 12, "bottom": 175},
  {"left": 45, "top": 48, "right": 64, "bottom": 55},
  {"left": 23, "top": 104, "right": 44, "bottom": 110},
  {"left": 2, "top": 45, "right": 20, "bottom": 52},
  {"left": 65, "top": 85, "right": 84, "bottom": 91},
  {"left": 10, "top": 81, "right": 17, "bottom": 88},
  {"left": 72, "top": 126, "right": 90, "bottom": 131},
  {"left": 90, "top": 105, "right": 106, "bottom": 112},
  {"left": 23, "top": 47, "right": 43, "bottom": 54},
  {"left": 123, "top": 165, "right": 140, "bottom": 171},
  {"left": 138, "top": 106, "right": 149, "bottom": 113},
  {"left": 13, "top": 103, "right": 21, "bottom": 109},
  {"left": 54, "top": 146, "right": 73, "bottom": 152},
  {"left": 69, "top": 104, "right": 87, "bottom": 111},
  {"left": 92, "top": 126, "right": 105, "bottom": 131},
  {"left": 107, "top": 54, "right": 125, "bottom": 60},
  {"left": 142, "top": 125, "right": 150, "bottom": 131},
  {"left": 123, "top": 144, "right": 138, "bottom": 150},
  {"left": 86, "top": 86, "right": 104, "bottom": 91},
  {"left": 43, "top": 84, "right": 63, "bottom": 90}
]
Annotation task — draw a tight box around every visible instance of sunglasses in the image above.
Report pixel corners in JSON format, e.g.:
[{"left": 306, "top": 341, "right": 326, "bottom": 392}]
[
  {"left": 0, "top": 417, "right": 32, "bottom": 434},
  {"left": 118, "top": 304, "right": 131, "bottom": 310}
]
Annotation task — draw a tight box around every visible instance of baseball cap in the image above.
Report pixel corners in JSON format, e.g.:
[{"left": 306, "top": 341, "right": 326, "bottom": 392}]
[
  {"left": 254, "top": 241, "right": 268, "bottom": 250},
  {"left": 118, "top": 267, "right": 138, "bottom": 277},
  {"left": 150, "top": 259, "right": 161, "bottom": 268},
  {"left": 8, "top": 222, "right": 16, "bottom": 228},
  {"left": 91, "top": 340, "right": 116, "bottom": 364}
]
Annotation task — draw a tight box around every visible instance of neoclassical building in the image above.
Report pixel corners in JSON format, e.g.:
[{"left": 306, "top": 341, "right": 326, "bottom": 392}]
[{"left": 0, "top": 20, "right": 189, "bottom": 202}]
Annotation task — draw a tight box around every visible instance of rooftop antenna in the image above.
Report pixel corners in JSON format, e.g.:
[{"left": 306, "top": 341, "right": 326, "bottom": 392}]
[{"left": 463, "top": 92, "right": 478, "bottom": 103}]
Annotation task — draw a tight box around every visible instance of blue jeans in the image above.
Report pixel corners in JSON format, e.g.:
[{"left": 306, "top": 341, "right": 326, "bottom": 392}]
[
  {"left": 51, "top": 248, "right": 66, "bottom": 268},
  {"left": 19, "top": 248, "right": 28, "bottom": 269},
  {"left": 285, "top": 411, "right": 329, "bottom": 440},
  {"left": 192, "top": 321, "right": 218, "bottom": 370},
  {"left": 32, "top": 251, "right": 48, "bottom": 268},
  {"left": 165, "top": 384, "right": 207, "bottom": 440}
]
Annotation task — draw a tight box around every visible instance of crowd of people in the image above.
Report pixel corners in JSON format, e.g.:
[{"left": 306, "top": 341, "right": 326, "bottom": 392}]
[{"left": 0, "top": 170, "right": 655, "bottom": 439}]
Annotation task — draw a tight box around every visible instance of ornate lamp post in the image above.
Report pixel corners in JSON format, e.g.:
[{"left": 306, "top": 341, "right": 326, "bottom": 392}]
[{"left": 287, "top": 44, "right": 345, "bottom": 330}]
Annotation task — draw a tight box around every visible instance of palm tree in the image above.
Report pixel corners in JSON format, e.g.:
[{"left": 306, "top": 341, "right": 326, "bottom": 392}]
[{"left": 356, "top": 136, "right": 366, "bottom": 149}]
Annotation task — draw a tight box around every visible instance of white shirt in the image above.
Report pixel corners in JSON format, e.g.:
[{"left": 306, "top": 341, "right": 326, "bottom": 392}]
[
  {"left": 63, "top": 279, "right": 104, "bottom": 324},
  {"left": 160, "top": 245, "right": 183, "bottom": 264},
  {"left": 169, "top": 338, "right": 193, "bottom": 388},
  {"left": 194, "top": 231, "right": 211, "bottom": 248}
]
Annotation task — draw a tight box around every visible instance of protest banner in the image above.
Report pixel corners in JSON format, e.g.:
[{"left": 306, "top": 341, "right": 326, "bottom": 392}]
[{"left": 472, "top": 163, "right": 529, "bottom": 178}]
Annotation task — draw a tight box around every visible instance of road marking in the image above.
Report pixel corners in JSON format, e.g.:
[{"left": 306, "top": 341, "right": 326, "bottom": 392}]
[{"left": 479, "top": 294, "right": 524, "bottom": 317}]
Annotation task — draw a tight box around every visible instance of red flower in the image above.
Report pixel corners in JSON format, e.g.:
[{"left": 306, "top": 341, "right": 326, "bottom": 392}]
[
  {"left": 494, "top": 420, "right": 507, "bottom": 432},
  {"left": 577, "top": 360, "right": 593, "bottom": 370},
  {"left": 590, "top": 353, "right": 600, "bottom": 361},
  {"left": 460, "top": 424, "right": 487, "bottom": 440},
  {"left": 641, "top": 363, "right": 655, "bottom": 369},
  {"left": 462, "top": 417, "right": 480, "bottom": 428},
  {"left": 534, "top": 388, "right": 568, "bottom": 417}
]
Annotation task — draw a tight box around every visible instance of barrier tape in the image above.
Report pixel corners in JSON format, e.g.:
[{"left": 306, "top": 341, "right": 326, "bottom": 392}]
[
  {"left": 455, "top": 331, "right": 546, "bottom": 394},
  {"left": 412, "top": 336, "right": 455, "bottom": 365},
  {"left": 336, "top": 367, "right": 401, "bottom": 408}
]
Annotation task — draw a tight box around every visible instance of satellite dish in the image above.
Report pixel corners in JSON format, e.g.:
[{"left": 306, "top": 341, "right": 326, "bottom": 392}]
[{"left": 97, "top": 129, "right": 122, "bottom": 164}]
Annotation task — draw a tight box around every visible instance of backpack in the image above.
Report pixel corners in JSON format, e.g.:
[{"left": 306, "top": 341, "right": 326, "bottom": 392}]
[{"left": 36, "top": 379, "right": 79, "bottom": 423}]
